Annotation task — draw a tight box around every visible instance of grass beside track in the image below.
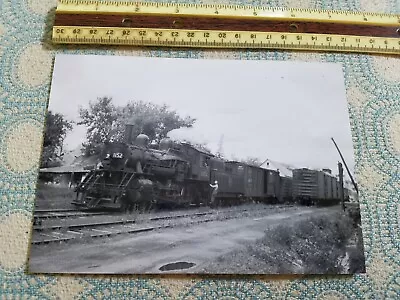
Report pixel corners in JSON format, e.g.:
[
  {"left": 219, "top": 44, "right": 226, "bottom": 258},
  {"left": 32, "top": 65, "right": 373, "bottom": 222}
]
[
  {"left": 35, "top": 183, "right": 77, "bottom": 210},
  {"left": 200, "top": 208, "right": 365, "bottom": 274}
]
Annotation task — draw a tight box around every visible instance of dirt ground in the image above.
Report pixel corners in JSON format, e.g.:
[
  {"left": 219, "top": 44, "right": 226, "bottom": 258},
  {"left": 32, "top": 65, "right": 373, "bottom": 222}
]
[{"left": 28, "top": 204, "right": 364, "bottom": 275}]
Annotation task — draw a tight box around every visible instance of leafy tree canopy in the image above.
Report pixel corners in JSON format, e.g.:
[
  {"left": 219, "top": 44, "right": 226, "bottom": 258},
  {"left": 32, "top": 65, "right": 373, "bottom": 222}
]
[
  {"left": 241, "top": 156, "right": 264, "bottom": 167},
  {"left": 78, "top": 97, "right": 196, "bottom": 155},
  {"left": 41, "top": 111, "right": 73, "bottom": 168}
]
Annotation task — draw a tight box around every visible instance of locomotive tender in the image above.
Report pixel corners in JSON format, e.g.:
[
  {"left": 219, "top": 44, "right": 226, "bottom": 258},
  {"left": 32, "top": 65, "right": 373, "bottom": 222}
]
[{"left": 72, "top": 124, "right": 345, "bottom": 211}]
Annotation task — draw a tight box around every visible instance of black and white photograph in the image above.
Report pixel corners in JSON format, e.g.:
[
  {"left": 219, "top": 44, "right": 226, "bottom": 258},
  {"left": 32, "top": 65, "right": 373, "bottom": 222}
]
[{"left": 28, "top": 54, "right": 366, "bottom": 275}]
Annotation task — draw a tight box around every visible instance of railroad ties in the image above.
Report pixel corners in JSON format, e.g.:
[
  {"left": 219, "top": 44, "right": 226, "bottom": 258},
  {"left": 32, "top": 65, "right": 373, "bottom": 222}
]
[
  {"left": 31, "top": 209, "right": 216, "bottom": 245},
  {"left": 34, "top": 209, "right": 108, "bottom": 220},
  {"left": 32, "top": 205, "right": 294, "bottom": 245}
]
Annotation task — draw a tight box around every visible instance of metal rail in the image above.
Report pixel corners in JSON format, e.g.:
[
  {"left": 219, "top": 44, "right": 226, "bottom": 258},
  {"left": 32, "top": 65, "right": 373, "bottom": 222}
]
[
  {"left": 33, "top": 211, "right": 108, "bottom": 220},
  {"left": 31, "top": 205, "right": 293, "bottom": 244}
]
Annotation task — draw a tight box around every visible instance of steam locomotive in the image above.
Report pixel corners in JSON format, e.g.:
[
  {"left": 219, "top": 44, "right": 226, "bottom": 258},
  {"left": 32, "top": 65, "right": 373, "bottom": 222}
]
[{"left": 72, "top": 124, "right": 346, "bottom": 211}]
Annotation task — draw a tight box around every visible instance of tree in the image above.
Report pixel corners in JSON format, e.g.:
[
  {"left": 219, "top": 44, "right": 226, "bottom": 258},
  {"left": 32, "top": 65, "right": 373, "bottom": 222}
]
[
  {"left": 78, "top": 97, "right": 196, "bottom": 155},
  {"left": 41, "top": 111, "right": 73, "bottom": 168},
  {"left": 78, "top": 97, "right": 120, "bottom": 155},
  {"left": 241, "top": 156, "right": 263, "bottom": 167},
  {"left": 120, "top": 101, "right": 196, "bottom": 143}
]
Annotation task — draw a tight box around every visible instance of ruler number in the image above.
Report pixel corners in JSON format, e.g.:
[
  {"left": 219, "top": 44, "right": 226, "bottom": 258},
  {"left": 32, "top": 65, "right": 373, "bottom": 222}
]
[
  {"left": 155, "top": 31, "right": 163, "bottom": 37},
  {"left": 369, "top": 38, "right": 375, "bottom": 43},
  {"left": 341, "top": 37, "right": 346, "bottom": 42},
  {"left": 235, "top": 33, "right": 241, "bottom": 39},
  {"left": 89, "top": 29, "right": 97, "bottom": 35},
  {"left": 326, "top": 36, "right": 332, "bottom": 41},
  {"left": 219, "top": 33, "right": 227, "bottom": 39},
  {"left": 266, "top": 34, "right": 272, "bottom": 39},
  {"left": 172, "top": 32, "right": 179, "bottom": 37},
  {"left": 312, "top": 36, "right": 318, "bottom": 41},
  {"left": 296, "top": 35, "right": 302, "bottom": 40},
  {"left": 250, "top": 34, "right": 256, "bottom": 39},
  {"left": 56, "top": 28, "right": 65, "bottom": 34},
  {"left": 187, "top": 32, "right": 195, "bottom": 38},
  {"left": 139, "top": 31, "right": 147, "bottom": 36},
  {"left": 281, "top": 35, "right": 287, "bottom": 40},
  {"left": 204, "top": 32, "right": 210, "bottom": 38},
  {"left": 106, "top": 30, "right": 113, "bottom": 35},
  {"left": 72, "top": 29, "right": 80, "bottom": 34},
  {"left": 122, "top": 30, "right": 130, "bottom": 36}
]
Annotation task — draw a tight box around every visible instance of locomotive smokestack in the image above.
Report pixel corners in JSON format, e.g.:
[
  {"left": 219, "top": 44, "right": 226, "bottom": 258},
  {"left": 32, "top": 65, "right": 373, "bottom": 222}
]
[{"left": 124, "top": 119, "right": 135, "bottom": 144}]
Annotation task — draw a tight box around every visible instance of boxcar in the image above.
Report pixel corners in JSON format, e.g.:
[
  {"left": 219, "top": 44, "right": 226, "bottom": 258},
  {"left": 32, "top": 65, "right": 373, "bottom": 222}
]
[
  {"left": 209, "top": 159, "right": 245, "bottom": 201},
  {"left": 293, "top": 168, "right": 319, "bottom": 203},
  {"left": 263, "top": 169, "right": 281, "bottom": 203},
  {"left": 242, "top": 164, "right": 264, "bottom": 199},
  {"left": 292, "top": 168, "right": 341, "bottom": 206},
  {"left": 279, "top": 176, "right": 293, "bottom": 203}
]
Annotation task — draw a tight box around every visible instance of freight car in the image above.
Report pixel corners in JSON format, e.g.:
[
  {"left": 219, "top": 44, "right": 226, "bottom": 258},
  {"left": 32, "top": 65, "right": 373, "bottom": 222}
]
[
  {"left": 208, "top": 160, "right": 245, "bottom": 206},
  {"left": 291, "top": 168, "right": 342, "bottom": 206},
  {"left": 209, "top": 160, "right": 285, "bottom": 206},
  {"left": 279, "top": 176, "right": 293, "bottom": 203}
]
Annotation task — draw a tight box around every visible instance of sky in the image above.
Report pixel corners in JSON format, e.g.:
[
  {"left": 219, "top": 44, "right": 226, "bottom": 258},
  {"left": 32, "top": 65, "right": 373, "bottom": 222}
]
[{"left": 48, "top": 54, "right": 355, "bottom": 175}]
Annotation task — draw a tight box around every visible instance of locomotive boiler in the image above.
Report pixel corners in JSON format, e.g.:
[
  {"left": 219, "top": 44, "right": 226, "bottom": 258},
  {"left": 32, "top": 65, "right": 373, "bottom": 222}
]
[{"left": 72, "top": 124, "right": 215, "bottom": 211}]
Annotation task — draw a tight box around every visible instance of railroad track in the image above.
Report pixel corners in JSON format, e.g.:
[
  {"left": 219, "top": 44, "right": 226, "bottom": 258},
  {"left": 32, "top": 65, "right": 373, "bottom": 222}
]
[
  {"left": 34, "top": 208, "right": 81, "bottom": 213},
  {"left": 34, "top": 211, "right": 109, "bottom": 220},
  {"left": 31, "top": 204, "right": 295, "bottom": 245},
  {"left": 32, "top": 209, "right": 112, "bottom": 226}
]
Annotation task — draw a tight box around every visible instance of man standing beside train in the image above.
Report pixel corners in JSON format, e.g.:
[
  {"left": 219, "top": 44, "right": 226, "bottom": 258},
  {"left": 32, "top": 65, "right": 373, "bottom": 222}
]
[{"left": 209, "top": 180, "right": 219, "bottom": 207}]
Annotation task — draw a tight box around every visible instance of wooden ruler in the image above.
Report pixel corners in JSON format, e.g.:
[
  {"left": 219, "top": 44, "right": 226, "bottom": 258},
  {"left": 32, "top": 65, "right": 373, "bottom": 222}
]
[{"left": 52, "top": 0, "right": 400, "bottom": 55}]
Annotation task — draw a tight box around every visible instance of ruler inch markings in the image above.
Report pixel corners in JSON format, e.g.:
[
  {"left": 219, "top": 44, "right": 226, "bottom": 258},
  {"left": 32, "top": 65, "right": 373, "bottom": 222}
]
[
  {"left": 52, "top": 26, "right": 400, "bottom": 54},
  {"left": 54, "top": 14, "right": 400, "bottom": 38},
  {"left": 52, "top": 1, "right": 400, "bottom": 54},
  {"left": 55, "top": 0, "right": 400, "bottom": 26}
]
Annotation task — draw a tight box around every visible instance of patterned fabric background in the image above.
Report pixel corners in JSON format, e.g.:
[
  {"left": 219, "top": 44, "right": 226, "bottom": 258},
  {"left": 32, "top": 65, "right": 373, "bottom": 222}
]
[{"left": 0, "top": 0, "right": 399, "bottom": 298}]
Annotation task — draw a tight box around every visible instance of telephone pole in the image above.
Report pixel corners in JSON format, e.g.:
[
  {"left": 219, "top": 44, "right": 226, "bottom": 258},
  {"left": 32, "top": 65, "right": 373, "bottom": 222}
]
[
  {"left": 338, "top": 162, "right": 345, "bottom": 211},
  {"left": 331, "top": 138, "right": 359, "bottom": 195}
]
